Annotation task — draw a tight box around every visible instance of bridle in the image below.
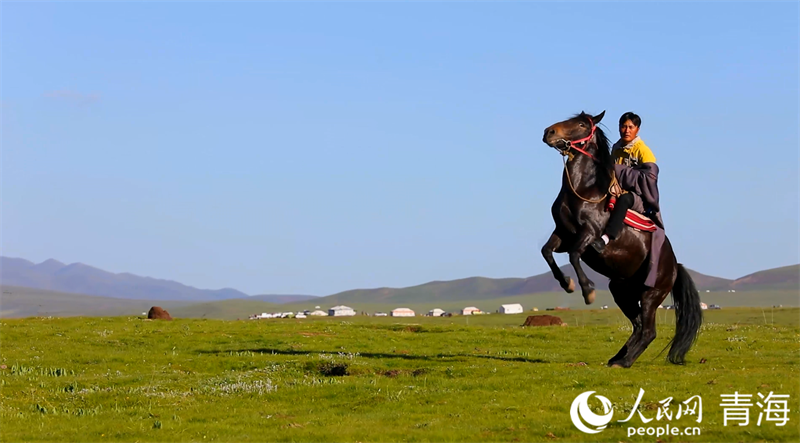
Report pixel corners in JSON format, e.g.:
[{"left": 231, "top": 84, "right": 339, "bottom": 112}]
[
  {"left": 553, "top": 116, "right": 598, "bottom": 162},
  {"left": 551, "top": 116, "right": 614, "bottom": 204}
]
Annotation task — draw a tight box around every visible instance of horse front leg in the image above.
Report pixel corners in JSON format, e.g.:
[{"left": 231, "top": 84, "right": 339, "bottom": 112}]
[
  {"left": 568, "top": 232, "right": 598, "bottom": 304},
  {"left": 541, "top": 232, "right": 574, "bottom": 293}
]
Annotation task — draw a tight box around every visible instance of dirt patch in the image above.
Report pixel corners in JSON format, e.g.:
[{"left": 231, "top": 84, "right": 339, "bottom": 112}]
[
  {"left": 318, "top": 362, "right": 349, "bottom": 377},
  {"left": 522, "top": 315, "right": 563, "bottom": 327},
  {"left": 411, "top": 368, "right": 430, "bottom": 377},
  {"left": 384, "top": 369, "right": 402, "bottom": 378}
]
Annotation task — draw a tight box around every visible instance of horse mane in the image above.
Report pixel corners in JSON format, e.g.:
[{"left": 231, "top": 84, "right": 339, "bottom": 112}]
[
  {"left": 593, "top": 125, "right": 613, "bottom": 170},
  {"left": 575, "top": 112, "right": 614, "bottom": 189}
]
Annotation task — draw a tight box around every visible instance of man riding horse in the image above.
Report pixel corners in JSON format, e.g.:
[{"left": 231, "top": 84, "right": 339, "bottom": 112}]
[
  {"left": 540, "top": 111, "right": 701, "bottom": 367},
  {"left": 591, "top": 112, "right": 663, "bottom": 253}
]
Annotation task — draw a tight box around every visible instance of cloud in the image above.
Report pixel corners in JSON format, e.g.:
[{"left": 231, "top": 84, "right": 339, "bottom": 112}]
[{"left": 43, "top": 90, "right": 100, "bottom": 105}]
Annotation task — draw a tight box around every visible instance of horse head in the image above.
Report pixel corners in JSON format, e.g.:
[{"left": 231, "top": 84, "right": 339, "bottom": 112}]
[{"left": 542, "top": 111, "right": 606, "bottom": 150}]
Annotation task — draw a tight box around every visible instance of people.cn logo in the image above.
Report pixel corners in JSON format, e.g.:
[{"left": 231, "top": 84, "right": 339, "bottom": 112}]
[{"left": 570, "top": 391, "right": 614, "bottom": 434}]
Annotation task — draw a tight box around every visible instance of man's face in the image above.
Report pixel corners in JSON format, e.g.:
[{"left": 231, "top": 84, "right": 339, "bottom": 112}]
[{"left": 619, "top": 120, "right": 640, "bottom": 144}]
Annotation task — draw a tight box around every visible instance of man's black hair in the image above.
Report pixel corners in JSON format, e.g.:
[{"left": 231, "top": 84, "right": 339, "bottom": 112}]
[{"left": 619, "top": 112, "right": 641, "bottom": 128}]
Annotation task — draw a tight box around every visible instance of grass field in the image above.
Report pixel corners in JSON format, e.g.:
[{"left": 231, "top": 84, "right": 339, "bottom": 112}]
[
  {"left": 1, "top": 308, "right": 798, "bottom": 442},
  {"left": 166, "top": 290, "right": 800, "bottom": 321}
]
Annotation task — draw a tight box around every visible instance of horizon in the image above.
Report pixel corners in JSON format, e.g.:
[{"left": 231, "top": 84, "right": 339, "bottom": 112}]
[
  {"left": 3, "top": 2, "right": 799, "bottom": 295},
  {"left": 3, "top": 254, "right": 796, "bottom": 297}
]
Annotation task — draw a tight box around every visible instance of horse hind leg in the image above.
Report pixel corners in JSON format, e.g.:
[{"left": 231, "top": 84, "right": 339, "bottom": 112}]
[
  {"left": 608, "top": 281, "right": 643, "bottom": 367},
  {"left": 612, "top": 288, "right": 670, "bottom": 368},
  {"left": 541, "top": 232, "right": 574, "bottom": 293},
  {"left": 609, "top": 315, "right": 642, "bottom": 367}
]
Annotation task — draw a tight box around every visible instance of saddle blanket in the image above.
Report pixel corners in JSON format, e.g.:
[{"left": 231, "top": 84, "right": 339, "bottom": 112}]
[{"left": 625, "top": 210, "right": 657, "bottom": 232}]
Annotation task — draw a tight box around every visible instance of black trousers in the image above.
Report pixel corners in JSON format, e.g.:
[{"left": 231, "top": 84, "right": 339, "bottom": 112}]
[{"left": 606, "top": 193, "right": 635, "bottom": 240}]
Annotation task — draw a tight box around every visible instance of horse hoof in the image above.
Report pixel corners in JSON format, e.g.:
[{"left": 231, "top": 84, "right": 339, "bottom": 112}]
[
  {"left": 565, "top": 277, "right": 575, "bottom": 293},
  {"left": 609, "top": 363, "right": 625, "bottom": 368},
  {"left": 583, "top": 290, "right": 595, "bottom": 305}
]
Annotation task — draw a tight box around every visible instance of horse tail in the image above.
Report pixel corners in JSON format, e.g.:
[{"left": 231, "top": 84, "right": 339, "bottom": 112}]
[{"left": 668, "top": 264, "right": 703, "bottom": 364}]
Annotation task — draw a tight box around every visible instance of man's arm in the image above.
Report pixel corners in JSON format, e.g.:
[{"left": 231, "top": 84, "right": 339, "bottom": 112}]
[{"left": 613, "top": 163, "right": 660, "bottom": 212}]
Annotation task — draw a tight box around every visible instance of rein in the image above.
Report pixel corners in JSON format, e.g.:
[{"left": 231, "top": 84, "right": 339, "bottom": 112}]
[
  {"left": 562, "top": 155, "right": 611, "bottom": 204},
  {"left": 554, "top": 116, "right": 616, "bottom": 204},
  {"left": 553, "top": 117, "right": 598, "bottom": 162}
]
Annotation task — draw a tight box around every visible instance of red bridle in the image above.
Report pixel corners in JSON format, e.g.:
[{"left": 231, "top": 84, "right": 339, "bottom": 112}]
[{"left": 557, "top": 116, "right": 597, "bottom": 161}]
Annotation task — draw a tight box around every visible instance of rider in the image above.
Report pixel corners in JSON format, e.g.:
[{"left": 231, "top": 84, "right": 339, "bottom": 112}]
[{"left": 591, "top": 112, "right": 662, "bottom": 253}]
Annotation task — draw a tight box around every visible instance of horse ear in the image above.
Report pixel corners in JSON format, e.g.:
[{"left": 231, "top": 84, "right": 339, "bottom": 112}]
[{"left": 592, "top": 110, "right": 606, "bottom": 124}]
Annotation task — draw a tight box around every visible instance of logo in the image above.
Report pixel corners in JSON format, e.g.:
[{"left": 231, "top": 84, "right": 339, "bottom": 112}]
[
  {"left": 567, "top": 389, "right": 791, "bottom": 436},
  {"left": 570, "top": 391, "right": 614, "bottom": 434}
]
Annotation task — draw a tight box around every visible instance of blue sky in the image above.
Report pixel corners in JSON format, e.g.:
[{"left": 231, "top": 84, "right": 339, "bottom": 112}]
[{"left": 2, "top": 2, "right": 798, "bottom": 296}]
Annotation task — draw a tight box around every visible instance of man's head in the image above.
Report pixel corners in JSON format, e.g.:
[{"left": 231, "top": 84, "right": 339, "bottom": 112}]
[{"left": 619, "top": 112, "right": 641, "bottom": 144}]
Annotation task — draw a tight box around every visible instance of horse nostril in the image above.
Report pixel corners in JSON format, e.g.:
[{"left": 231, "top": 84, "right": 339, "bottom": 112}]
[{"left": 546, "top": 129, "right": 555, "bottom": 137}]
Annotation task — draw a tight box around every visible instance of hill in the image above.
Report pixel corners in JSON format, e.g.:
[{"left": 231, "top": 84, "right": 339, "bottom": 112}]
[
  {"left": 0, "top": 285, "right": 194, "bottom": 318},
  {"left": 247, "top": 294, "right": 319, "bottom": 304},
  {"left": 312, "top": 265, "right": 738, "bottom": 306},
  {"left": 686, "top": 269, "right": 735, "bottom": 291},
  {"left": 733, "top": 264, "right": 800, "bottom": 291},
  {"left": 0, "top": 257, "right": 249, "bottom": 302},
  {"left": 3, "top": 256, "right": 796, "bottom": 318},
  {"left": 169, "top": 298, "right": 281, "bottom": 320}
]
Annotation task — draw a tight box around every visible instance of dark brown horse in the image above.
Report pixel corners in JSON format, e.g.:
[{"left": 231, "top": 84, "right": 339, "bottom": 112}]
[{"left": 541, "top": 111, "right": 702, "bottom": 368}]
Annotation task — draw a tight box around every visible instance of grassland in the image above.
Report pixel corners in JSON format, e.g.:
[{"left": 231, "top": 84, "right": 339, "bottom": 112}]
[
  {"left": 1, "top": 308, "right": 798, "bottom": 442},
  {"left": 0, "top": 286, "right": 196, "bottom": 319},
  {"left": 165, "top": 290, "right": 800, "bottom": 321}
]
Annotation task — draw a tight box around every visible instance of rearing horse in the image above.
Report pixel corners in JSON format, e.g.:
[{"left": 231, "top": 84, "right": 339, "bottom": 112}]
[{"left": 541, "top": 111, "right": 702, "bottom": 368}]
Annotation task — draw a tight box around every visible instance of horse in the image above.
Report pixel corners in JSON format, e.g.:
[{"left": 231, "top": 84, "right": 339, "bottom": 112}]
[{"left": 540, "top": 111, "right": 702, "bottom": 368}]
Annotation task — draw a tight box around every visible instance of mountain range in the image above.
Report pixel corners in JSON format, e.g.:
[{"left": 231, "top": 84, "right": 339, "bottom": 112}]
[
  {"left": 0, "top": 257, "right": 316, "bottom": 303},
  {"left": 1, "top": 257, "right": 797, "bottom": 319},
  {"left": 1, "top": 257, "right": 797, "bottom": 305}
]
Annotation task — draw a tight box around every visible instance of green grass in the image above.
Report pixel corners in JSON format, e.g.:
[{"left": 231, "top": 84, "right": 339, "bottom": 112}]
[
  {"left": 1, "top": 308, "right": 798, "bottom": 442},
  {"left": 166, "top": 290, "right": 800, "bottom": 321}
]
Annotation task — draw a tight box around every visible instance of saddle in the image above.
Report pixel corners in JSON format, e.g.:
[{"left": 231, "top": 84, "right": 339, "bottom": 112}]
[{"left": 624, "top": 209, "right": 657, "bottom": 232}]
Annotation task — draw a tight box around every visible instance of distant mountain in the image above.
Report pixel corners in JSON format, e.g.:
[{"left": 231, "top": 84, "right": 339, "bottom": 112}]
[
  {"left": 309, "top": 265, "right": 784, "bottom": 306},
  {"left": 686, "top": 269, "right": 735, "bottom": 291},
  {"left": 733, "top": 264, "right": 799, "bottom": 291},
  {"left": 0, "top": 257, "right": 249, "bottom": 301},
  {"left": 248, "top": 294, "right": 319, "bottom": 304},
  {"left": 170, "top": 299, "right": 280, "bottom": 320},
  {"left": 2, "top": 256, "right": 795, "bottom": 308}
]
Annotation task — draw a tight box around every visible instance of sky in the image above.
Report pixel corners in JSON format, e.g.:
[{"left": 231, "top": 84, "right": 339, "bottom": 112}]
[{"left": 2, "top": 2, "right": 798, "bottom": 296}]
